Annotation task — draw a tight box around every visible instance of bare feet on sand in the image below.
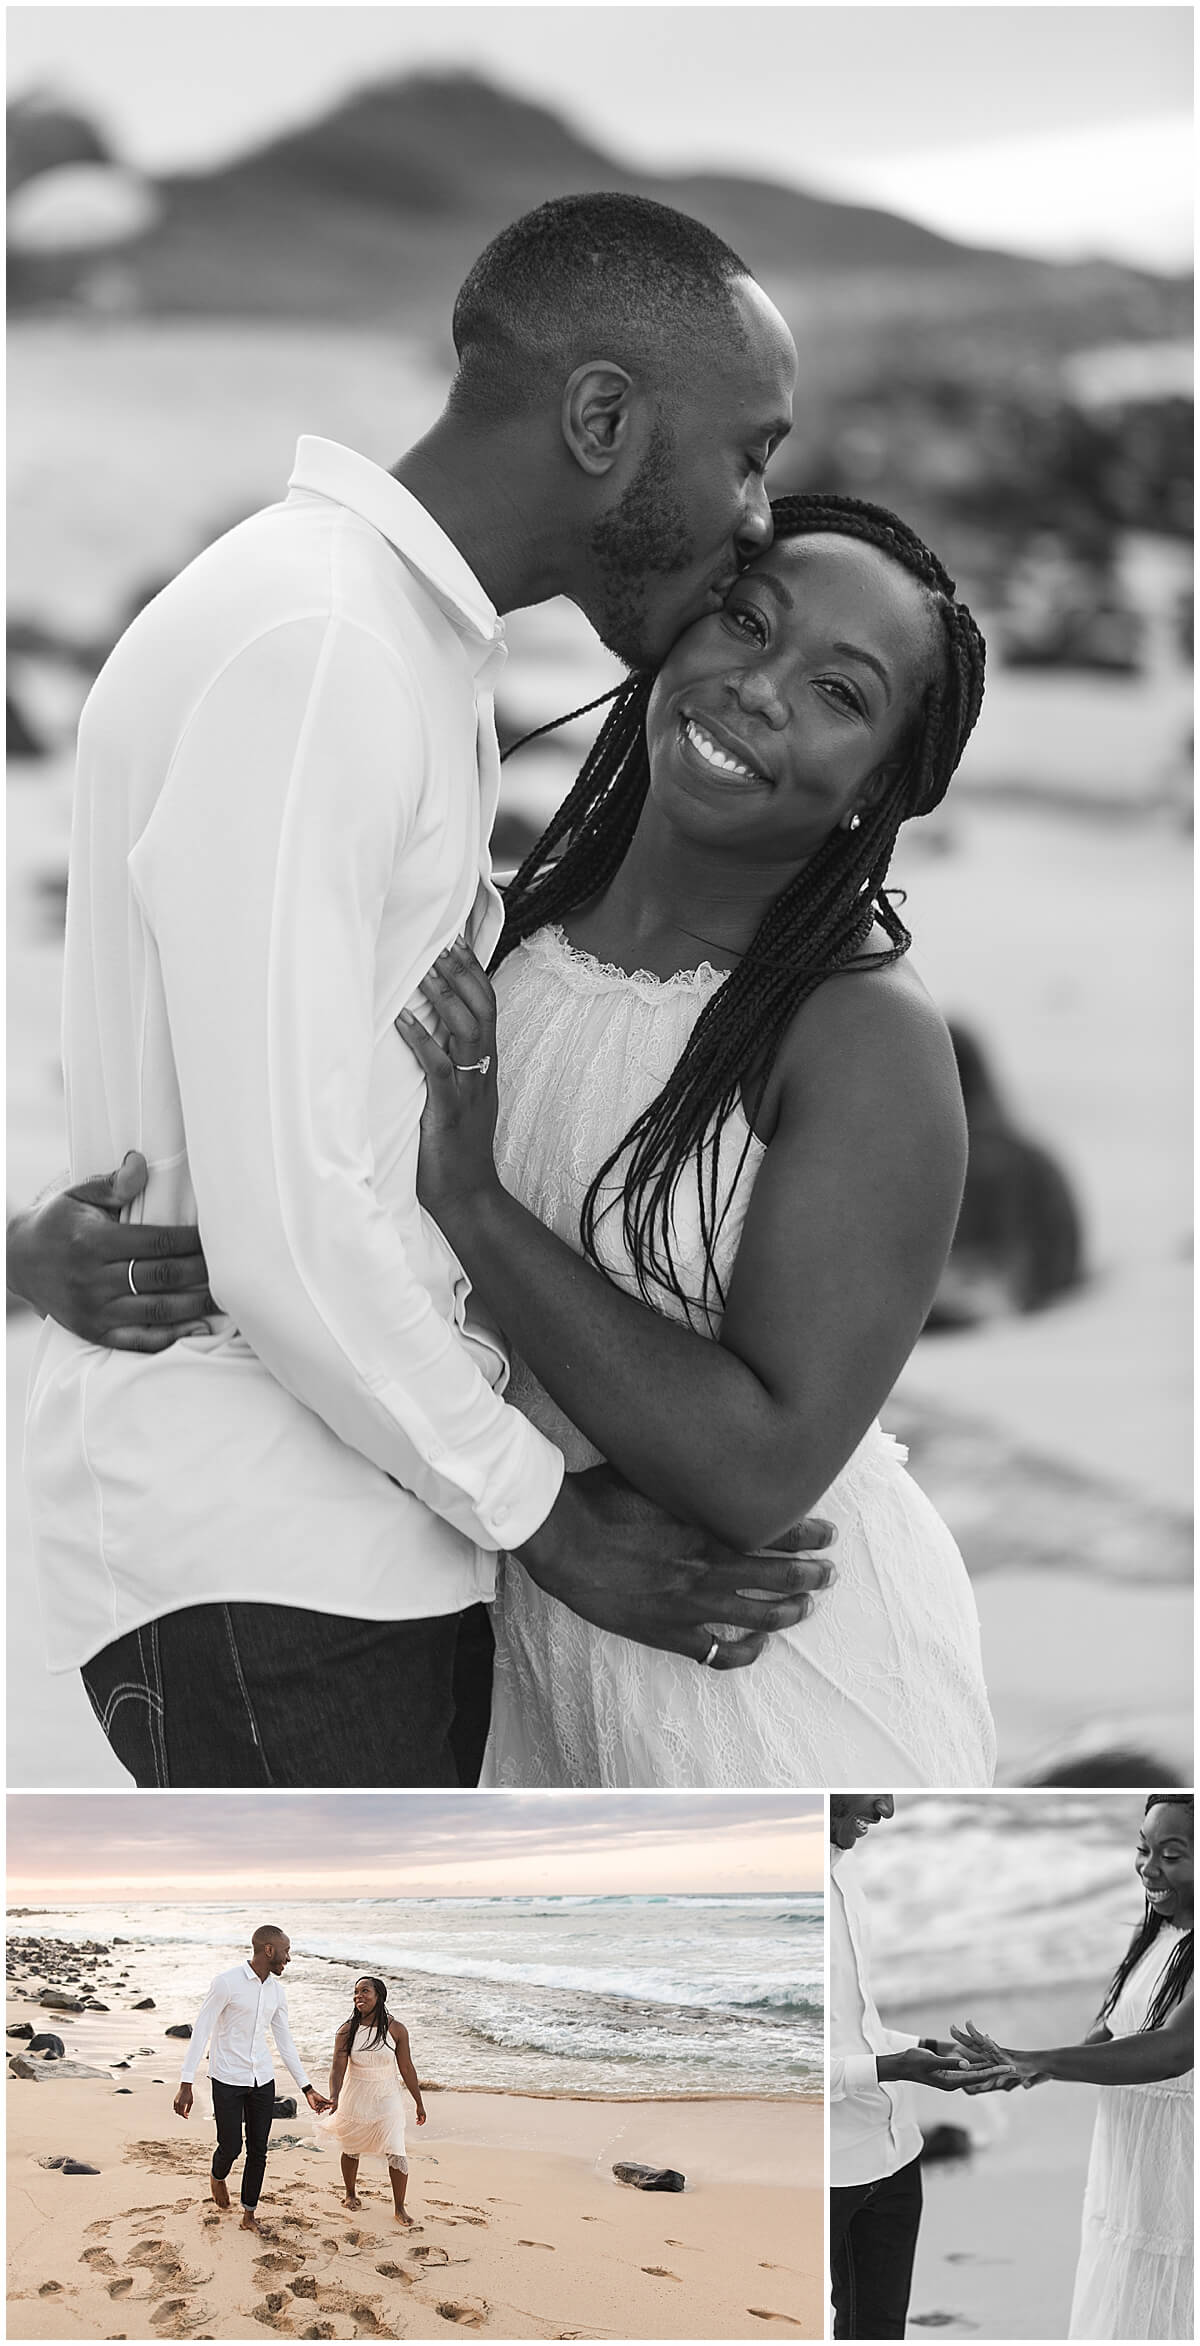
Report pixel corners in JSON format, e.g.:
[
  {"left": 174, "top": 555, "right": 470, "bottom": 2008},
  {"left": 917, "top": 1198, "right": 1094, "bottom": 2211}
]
[
  {"left": 210, "top": 2177, "right": 230, "bottom": 2210},
  {"left": 394, "top": 2209, "right": 414, "bottom": 2226},
  {"left": 342, "top": 2193, "right": 361, "bottom": 2211},
  {"left": 239, "top": 2210, "right": 261, "bottom": 2233}
]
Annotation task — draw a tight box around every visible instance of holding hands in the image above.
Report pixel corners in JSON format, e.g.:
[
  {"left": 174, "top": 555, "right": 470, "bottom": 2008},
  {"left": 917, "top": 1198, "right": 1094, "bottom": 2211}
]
[{"left": 951, "top": 2022, "right": 1048, "bottom": 2090}]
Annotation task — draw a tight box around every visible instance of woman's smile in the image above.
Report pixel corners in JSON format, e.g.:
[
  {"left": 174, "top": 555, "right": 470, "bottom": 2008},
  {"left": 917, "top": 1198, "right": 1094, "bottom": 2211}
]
[{"left": 677, "top": 708, "right": 773, "bottom": 789}]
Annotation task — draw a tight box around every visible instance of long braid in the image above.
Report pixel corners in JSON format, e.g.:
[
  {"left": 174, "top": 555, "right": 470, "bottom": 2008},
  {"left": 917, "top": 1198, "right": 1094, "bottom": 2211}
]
[
  {"left": 497, "top": 493, "right": 986, "bottom": 1313},
  {"left": 1100, "top": 1795, "right": 1194, "bottom": 2034}
]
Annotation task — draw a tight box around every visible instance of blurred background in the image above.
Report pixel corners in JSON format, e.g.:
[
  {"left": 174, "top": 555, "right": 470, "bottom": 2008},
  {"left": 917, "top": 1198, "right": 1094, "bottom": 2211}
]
[
  {"left": 839, "top": 1791, "right": 1184, "bottom": 2339},
  {"left": 6, "top": 7, "right": 1193, "bottom": 1784}
]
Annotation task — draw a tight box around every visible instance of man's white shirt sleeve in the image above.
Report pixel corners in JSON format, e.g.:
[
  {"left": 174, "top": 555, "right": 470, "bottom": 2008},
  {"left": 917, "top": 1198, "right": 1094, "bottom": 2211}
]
[
  {"left": 270, "top": 1990, "right": 310, "bottom": 2095},
  {"left": 129, "top": 615, "right": 563, "bottom": 1553},
  {"left": 179, "top": 1976, "right": 229, "bottom": 2084}
]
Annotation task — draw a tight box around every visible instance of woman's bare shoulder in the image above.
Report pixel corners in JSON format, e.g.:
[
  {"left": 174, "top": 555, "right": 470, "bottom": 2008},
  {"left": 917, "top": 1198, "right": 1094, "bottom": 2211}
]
[{"left": 759, "top": 939, "right": 962, "bottom": 1143}]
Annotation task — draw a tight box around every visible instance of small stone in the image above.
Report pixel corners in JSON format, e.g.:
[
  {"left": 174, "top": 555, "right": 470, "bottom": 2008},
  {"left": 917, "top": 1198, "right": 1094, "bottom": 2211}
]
[
  {"left": 6, "top": 2024, "right": 34, "bottom": 2040},
  {"left": 612, "top": 2161, "right": 685, "bottom": 2192},
  {"left": 164, "top": 2024, "right": 192, "bottom": 2039},
  {"left": 131, "top": 1997, "right": 155, "bottom": 2010}
]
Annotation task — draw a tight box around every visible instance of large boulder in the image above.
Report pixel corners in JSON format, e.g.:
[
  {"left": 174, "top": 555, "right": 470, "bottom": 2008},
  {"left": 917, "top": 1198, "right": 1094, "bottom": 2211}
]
[
  {"left": 28, "top": 2034, "right": 66, "bottom": 2057},
  {"left": 38, "top": 1990, "right": 84, "bottom": 2011}
]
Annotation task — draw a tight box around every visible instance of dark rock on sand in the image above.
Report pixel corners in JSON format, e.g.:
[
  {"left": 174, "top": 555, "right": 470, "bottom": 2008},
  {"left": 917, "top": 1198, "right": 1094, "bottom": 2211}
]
[
  {"left": 29, "top": 2034, "right": 66, "bottom": 2057},
  {"left": 39, "top": 1990, "right": 84, "bottom": 2011},
  {"left": 612, "top": 2162, "right": 685, "bottom": 2192},
  {"left": 132, "top": 1996, "right": 156, "bottom": 2009},
  {"left": 7, "top": 2024, "right": 34, "bottom": 2040},
  {"left": 165, "top": 2023, "right": 192, "bottom": 2038},
  {"left": 919, "top": 2124, "right": 972, "bottom": 2163},
  {"left": 272, "top": 2096, "right": 298, "bottom": 2118}
]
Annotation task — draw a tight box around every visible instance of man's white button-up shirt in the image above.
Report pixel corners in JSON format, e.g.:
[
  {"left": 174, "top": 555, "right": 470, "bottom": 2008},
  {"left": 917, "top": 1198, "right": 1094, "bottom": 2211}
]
[
  {"left": 179, "top": 1960, "right": 310, "bottom": 2093},
  {"left": 26, "top": 438, "right": 565, "bottom": 1666},
  {"left": 829, "top": 1844, "right": 923, "bottom": 2187}
]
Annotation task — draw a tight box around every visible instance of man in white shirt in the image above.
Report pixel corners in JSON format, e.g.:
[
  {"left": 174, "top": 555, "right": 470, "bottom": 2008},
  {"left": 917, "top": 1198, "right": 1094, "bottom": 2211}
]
[
  {"left": 14, "top": 192, "right": 831, "bottom": 1789},
  {"left": 174, "top": 1924, "right": 329, "bottom": 2232},
  {"left": 829, "top": 1795, "right": 1003, "bottom": 2338}
]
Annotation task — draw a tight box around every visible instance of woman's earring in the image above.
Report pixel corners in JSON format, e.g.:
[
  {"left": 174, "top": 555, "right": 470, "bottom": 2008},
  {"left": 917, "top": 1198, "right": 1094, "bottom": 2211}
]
[{"left": 846, "top": 811, "right": 862, "bottom": 833}]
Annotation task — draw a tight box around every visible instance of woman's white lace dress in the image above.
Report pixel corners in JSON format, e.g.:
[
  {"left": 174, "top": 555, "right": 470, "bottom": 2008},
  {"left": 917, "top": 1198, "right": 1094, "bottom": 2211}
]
[
  {"left": 481, "top": 925, "right": 996, "bottom": 1789},
  {"left": 1068, "top": 1927, "right": 1194, "bottom": 2339},
  {"left": 316, "top": 2032, "right": 409, "bottom": 2169}
]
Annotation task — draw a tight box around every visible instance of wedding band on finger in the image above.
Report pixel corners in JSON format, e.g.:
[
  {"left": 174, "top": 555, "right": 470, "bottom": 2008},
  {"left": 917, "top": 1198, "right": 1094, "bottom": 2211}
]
[
  {"left": 127, "top": 1259, "right": 140, "bottom": 1298},
  {"left": 702, "top": 1637, "right": 720, "bottom": 1668},
  {"left": 454, "top": 1055, "right": 492, "bottom": 1075}
]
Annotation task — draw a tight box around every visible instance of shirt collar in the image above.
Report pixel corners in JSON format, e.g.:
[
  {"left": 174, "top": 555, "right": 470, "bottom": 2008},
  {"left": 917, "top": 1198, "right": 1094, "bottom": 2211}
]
[
  {"left": 287, "top": 437, "right": 503, "bottom": 658},
  {"left": 829, "top": 1845, "right": 848, "bottom": 1873}
]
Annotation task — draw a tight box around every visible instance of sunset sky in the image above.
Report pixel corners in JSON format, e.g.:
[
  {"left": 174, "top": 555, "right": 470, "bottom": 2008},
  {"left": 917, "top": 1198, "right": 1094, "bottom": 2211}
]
[
  {"left": 6, "top": 1792, "right": 823, "bottom": 1902},
  {"left": 7, "top": 5, "right": 1192, "bottom": 268}
]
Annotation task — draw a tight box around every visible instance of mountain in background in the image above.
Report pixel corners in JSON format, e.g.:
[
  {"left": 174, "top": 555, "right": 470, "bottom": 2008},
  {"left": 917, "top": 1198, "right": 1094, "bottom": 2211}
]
[{"left": 17, "top": 68, "right": 1181, "bottom": 350}]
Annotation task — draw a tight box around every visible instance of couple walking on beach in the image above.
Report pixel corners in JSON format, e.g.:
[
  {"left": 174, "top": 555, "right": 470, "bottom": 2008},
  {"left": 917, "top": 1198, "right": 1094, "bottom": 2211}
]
[
  {"left": 174, "top": 1926, "right": 423, "bottom": 2231},
  {"left": 829, "top": 1792, "right": 1194, "bottom": 2342},
  {"left": 14, "top": 188, "right": 995, "bottom": 1792}
]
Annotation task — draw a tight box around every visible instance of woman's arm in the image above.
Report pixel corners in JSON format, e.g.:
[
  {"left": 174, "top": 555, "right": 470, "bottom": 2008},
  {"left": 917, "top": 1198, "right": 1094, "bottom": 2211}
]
[
  {"left": 390, "top": 2021, "right": 426, "bottom": 2124},
  {"left": 953, "top": 1993, "right": 1192, "bottom": 2087},
  {"left": 398, "top": 944, "right": 965, "bottom": 1549},
  {"left": 327, "top": 2022, "right": 352, "bottom": 2112}
]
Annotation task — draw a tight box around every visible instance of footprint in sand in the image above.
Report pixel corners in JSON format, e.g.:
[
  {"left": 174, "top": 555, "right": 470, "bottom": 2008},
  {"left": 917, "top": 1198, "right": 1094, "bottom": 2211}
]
[
  {"left": 151, "top": 2299, "right": 209, "bottom": 2339},
  {"left": 108, "top": 2279, "right": 135, "bottom": 2300},
  {"left": 38, "top": 2282, "right": 65, "bottom": 2297},
  {"left": 249, "top": 2294, "right": 294, "bottom": 2335},
  {"left": 82, "top": 2246, "right": 119, "bottom": 2273},
  {"left": 747, "top": 2311, "right": 806, "bottom": 2328},
  {"left": 85, "top": 2219, "right": 114, "bottom": 2238},
  {"left": 408, "top": 2244, "right": 451, "bottom": 2267},
  {"left": 288, "top": 2276, "right": 318, "bottom": 2300},
  {"left": 435, "top": 2298, "right": 490, "bottom": 2329},
  {"left": 517, "top": 2240, "right": 555, "bottom": 2250},
  {"left": 641, "top": 2267, "right": 681, "bottom": 2280},
  {"left": 374, "top": 2261, "right": 415, "bottom": 2284},
  {"left": 255, "top": 2250, "right": 305, "bottom": 2276},
  {"left": 311, "top": 2285, "right": 391, "bottom": 2337}
]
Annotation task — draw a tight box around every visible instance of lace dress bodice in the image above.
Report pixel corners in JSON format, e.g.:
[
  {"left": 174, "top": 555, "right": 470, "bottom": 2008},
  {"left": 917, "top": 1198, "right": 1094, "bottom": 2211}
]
[
  {"left": 482, "top": 924, "right": 996, "bottom": 1789},
  {"left": 1068, "top": 1926, "right": 1194, "bottom": 2339}
]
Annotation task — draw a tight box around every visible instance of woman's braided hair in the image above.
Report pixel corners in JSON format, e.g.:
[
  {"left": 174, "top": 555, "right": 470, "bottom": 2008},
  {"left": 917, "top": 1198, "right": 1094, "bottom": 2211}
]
[
  {"left": 345, "top": 1976, "right": 391, "bottom": 2055},
  {"left": 496, "top": 493, "right": 986, "bottom": 1314},
  {"left": 1100, "top": 1795, "right": 1194, "bottom": 2034}
]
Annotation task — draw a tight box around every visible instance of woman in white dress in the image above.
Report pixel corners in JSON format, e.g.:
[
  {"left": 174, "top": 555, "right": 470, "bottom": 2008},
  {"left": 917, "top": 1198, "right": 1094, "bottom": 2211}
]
[
  {"left": 398, "top": 493, "right": 996, "bottom": 1787},
  {"left": 954, "top": 1794, "right": 1194, "bottom": 2340},
  {"left": 316, "top": 1976, "right": 426, "bottom": 2223}
]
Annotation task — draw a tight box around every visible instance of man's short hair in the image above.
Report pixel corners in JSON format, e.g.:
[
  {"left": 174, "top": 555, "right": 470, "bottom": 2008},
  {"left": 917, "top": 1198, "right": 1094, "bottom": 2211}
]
[
  {"left": 252, "top": 1924, "right": 286, "bottom": 1951},
  {"left": 449, "top": 191, "right": 752, "bottom": 418}
]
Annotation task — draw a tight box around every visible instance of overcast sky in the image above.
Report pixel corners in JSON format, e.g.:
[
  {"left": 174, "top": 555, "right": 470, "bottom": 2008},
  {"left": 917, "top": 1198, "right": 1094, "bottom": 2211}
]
[
  {"left": 7, "top": 1791, "right": 825, "bottom": 1900},
  {"left": 7, "top": 4, "right": 1193, "bottom": 268}
]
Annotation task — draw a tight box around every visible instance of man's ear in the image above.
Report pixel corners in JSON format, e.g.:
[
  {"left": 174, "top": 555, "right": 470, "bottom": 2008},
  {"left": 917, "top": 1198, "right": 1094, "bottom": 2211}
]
[{"left": 561, "top": 361, "right": 634, "bottom": 477}]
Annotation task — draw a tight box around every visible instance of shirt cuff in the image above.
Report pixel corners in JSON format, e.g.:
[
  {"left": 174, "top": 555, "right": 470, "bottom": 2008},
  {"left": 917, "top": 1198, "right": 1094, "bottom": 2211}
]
[{"left": 841, "top": 2052, "right": 880, "bottom": 2095}]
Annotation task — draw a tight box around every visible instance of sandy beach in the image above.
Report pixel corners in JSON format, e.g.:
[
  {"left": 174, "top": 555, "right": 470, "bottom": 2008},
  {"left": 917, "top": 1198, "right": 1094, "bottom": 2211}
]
[
  {"left": 7, "top": 2023, "right": 820, "bottom": 2343},
  {"left": 6, "top": 1924, "right": 821, "bottom": 2346}
]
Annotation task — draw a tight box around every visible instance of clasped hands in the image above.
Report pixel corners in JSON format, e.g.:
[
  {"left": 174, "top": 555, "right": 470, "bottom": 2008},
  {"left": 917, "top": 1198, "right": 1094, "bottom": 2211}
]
[{"left": 881, "top": 2025, "right": 1045, "bottom": 2096}]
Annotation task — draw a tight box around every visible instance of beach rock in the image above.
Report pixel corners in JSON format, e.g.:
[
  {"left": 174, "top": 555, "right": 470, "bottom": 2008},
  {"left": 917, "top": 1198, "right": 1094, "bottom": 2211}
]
[
  {"left": 85, "top": 2000, "right": 110, "bottom": 2011},
  {"left": 272, "top": 2096, "right": 297, "bottom": 2118},
  {"left": 115, "top": 2087, "right": 133, "bottom": 2094},
  {"left": 11, "top": 2056, "right": 111, "bottom": 2081},
  {"left": 37, "top": 2155, "right": 101, "bottom": 2173},
  {"left": 132, "top": 1996, "right": 155, "bottom": 2009},
  {"left": 7, "top": 2024, "right": 34, "bottom": 2039},
  {"left": 919, "top": 2124, "right": 972, "bottom": 2163},
  {"left": 39, "top": 1989, "right": 84, "bottom": 2010},
  {"left": 612, "top": 2162, "right": 685, "bottom": 2192},
  {"left": 165, "top": 2024, "right": 192, "bottom": 2038},
  {"left": 29, "top": 2034, "right": 66, "bottom": 2056}
]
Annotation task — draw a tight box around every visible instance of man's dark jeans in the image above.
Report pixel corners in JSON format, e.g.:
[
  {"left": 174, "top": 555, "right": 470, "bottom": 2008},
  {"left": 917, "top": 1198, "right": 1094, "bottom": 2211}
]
[
  {"left": 830, "top": 2151, "right": 923, "bottom": 2338},
  {"left": 210, "top": 2076, "right": 276, "bottom": 2208},
  {"left": 80, "top": 1599, "right": 495, "bottom": 1787}
]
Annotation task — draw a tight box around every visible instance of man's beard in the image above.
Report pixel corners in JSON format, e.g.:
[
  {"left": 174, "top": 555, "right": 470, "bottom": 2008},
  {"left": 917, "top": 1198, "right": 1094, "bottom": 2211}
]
[{"left": 588, "top": 415, "right": 696, "bottom": 672}]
